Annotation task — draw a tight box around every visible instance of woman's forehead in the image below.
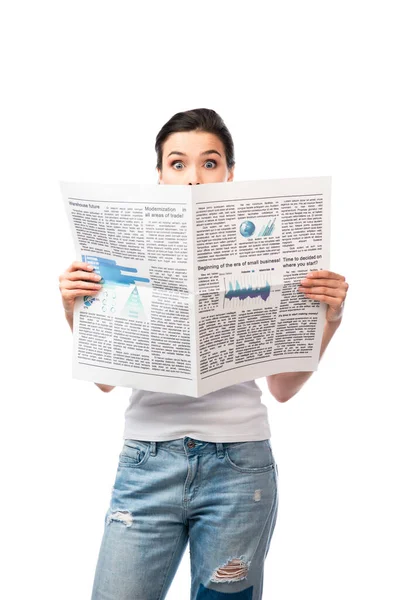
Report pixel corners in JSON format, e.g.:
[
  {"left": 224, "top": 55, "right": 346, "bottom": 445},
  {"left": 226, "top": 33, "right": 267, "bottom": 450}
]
[{"left": 163, "top": 130, "right": 224, "bottom": 155}]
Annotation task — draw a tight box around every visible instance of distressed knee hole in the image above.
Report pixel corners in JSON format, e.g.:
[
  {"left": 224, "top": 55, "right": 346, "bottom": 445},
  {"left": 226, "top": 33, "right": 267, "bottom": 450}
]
[
  {"left": 106, "top": 510, "right": 133, "bottom": 527},
  {"left": 210, "top": 556, "right": 250, "bottom": 583},
  {"left": 254, "top": 489, "right": 262, "bottom": 501}
]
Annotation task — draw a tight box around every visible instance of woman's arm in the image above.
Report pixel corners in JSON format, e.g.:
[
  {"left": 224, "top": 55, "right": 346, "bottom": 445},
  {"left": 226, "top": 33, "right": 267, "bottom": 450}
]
[
  {"left": 268, "top": 269, "right": 348, "bottom": 403},
  {"left": 266, "top": 317, "right": 342, "bottom": 403},
  {"left": 65, "top": 310, "right": 116, "bottom": 393}
]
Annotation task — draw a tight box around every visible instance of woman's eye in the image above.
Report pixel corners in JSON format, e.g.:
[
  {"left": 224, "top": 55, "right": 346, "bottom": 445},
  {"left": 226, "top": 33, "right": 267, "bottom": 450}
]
[
  {"left": 171, "top": 159, "right": 217, "bottom": 170},
  {"left": 205, "top": 160, "right": 217, "bottom": 169}
]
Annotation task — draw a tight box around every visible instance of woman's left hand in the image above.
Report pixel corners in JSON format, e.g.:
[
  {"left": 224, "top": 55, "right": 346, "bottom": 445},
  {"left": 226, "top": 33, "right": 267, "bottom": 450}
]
[{"left": 298, "top": 269, "right": 349, "bottom": 323}]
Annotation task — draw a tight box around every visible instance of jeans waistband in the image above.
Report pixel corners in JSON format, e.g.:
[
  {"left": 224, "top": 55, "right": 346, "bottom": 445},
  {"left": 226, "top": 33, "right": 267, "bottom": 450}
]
[{"left": 140, "top": 437, "right": 266, "bottom": 458}]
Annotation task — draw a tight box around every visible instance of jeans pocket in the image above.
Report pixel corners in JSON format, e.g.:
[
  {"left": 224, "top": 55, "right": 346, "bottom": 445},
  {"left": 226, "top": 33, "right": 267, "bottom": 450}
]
[
  {"left": 119, "top": 439, "right": 151, "bottom": 468},
  {"left": 224, "top": 440, "right": 275, "bottom": 473}
]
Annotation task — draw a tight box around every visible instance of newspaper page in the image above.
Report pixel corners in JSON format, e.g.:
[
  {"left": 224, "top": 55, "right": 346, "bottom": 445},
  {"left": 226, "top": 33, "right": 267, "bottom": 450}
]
[
  {"left": 193, "top": 176, "right": 331, "bottom": 396},
  {"left": 60, "top": 182, "right": 199, "bottom": 395},
  {"left": 60, "top": 177, "right": 330, "bottom": 397}
]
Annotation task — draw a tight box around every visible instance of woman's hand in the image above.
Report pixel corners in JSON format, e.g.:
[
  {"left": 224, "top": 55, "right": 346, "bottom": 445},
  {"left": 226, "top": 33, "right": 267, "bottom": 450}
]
[
  {"left": 59, "top": 261, "right": 103, "bottom": 314},
  {"left": 298, "top": 269, "right": 349, "bottom": 323}
]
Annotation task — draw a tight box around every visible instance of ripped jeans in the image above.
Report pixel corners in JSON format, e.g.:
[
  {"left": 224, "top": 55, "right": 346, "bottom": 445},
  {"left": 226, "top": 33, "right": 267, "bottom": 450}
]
[{"left": 91, "top": 436, "right": 279, "bottom": 600}]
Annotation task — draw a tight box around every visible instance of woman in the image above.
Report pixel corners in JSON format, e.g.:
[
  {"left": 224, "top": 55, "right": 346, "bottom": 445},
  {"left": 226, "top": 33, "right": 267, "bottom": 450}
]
[{"left": 59, "top": 108, "right": 349, "bottom": 599}]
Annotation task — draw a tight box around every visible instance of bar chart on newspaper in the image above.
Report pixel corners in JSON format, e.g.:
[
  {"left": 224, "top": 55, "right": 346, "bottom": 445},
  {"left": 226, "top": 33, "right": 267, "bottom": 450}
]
[{"left": 80, "top": 254, "right": 152, "bottom": 320}]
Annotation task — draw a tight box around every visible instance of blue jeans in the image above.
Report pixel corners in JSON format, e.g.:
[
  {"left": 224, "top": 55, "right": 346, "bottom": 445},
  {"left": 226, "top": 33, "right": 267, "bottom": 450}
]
[{"left": 91, "top": 436, "right": 279, "bottom": 600}]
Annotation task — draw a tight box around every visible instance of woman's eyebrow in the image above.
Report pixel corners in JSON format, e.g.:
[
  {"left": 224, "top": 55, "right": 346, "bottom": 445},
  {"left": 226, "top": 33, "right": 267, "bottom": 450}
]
[{"left": 167, "top": 149, "right": 222, "bottom": 158}]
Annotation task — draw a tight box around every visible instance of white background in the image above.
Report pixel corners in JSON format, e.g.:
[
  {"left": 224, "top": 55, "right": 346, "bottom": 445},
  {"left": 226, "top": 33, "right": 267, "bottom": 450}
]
[{"left": 1, "top": 1, "right": 399, "bottom": 598}]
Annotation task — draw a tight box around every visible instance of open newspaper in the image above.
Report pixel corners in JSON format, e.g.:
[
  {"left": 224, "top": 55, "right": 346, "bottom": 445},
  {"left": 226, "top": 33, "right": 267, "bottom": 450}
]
[{"left": 60, "top": 177, "right": 331, "bottom": 397}]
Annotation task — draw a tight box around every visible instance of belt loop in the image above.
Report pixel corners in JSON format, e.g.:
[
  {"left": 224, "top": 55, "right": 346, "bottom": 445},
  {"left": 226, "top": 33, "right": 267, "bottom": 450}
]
[
  {"left": 150, "top": 441, "right": 157, "bottom": 456},
  {"left": 216, "top": 442, "right": 225, "bottom": 458}
]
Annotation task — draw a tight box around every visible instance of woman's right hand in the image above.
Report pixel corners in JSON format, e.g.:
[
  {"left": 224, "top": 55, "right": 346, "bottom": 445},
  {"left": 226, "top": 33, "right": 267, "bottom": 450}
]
[{"left": 59, "top": 261, "right": 103, "bottom": 314}]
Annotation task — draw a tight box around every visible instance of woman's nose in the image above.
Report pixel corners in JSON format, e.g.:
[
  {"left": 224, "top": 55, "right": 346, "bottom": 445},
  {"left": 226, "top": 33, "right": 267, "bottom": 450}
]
[{"left": 186, "top": 167, "right": 202, "bottom": 185}]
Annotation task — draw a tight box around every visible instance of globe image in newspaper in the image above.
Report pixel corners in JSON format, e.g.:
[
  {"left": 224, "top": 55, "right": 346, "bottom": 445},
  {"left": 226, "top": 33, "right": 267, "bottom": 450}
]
[
  {"left": 240, "top": 220, "right": 256, "bottom": 237},
  {"left": 83, "top": 295, "right": 96, "bottom": 307}
]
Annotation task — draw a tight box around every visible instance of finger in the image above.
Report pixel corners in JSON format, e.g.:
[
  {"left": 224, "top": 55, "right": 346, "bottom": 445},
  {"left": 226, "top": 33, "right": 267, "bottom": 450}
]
[
  {"left": 299, "top": 278, "right": 342, "bottom": 288},
  {"left": 61, "top": 278, "right": 103, "bottom": 290},
  {"left": 302, "top": 293, "right": 345, "bottom": 306},
  {"left": 306, "top": 270, "right": 345, "bottom": 281},
  {"left": 299, "top": 286, "right": 343, "bottom": 298},
  {"left": 65, "top": 269, "right": 102, "bottom": 283},
  {"left": 66, "top": 261, "right": 94, "bottom": 273}
]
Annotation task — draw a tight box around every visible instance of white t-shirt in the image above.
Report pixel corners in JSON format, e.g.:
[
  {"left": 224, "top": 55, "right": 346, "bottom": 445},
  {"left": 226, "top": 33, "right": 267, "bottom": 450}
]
[{"left": 123, "top": 379, "right": 271, "bottom": 443}]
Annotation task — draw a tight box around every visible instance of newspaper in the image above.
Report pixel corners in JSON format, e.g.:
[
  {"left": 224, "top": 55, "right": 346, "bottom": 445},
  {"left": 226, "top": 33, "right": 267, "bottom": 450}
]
[{"left": 60, "top": 176, "right": 331, "bottom": 397}]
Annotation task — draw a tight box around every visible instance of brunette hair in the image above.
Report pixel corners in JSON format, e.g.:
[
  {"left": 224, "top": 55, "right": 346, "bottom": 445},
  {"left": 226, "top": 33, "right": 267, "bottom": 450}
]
[{"left": 155, "top": 108, "right": 235, "bottom": 172}]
